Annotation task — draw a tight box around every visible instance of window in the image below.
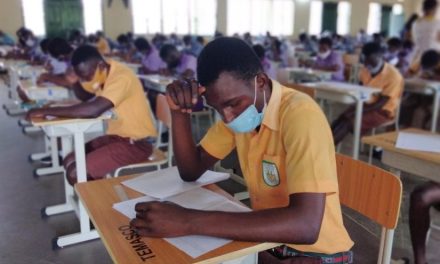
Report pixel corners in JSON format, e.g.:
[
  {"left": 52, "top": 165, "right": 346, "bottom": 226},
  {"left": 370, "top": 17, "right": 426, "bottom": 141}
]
[
  {"left": 367, "top": 3, "right": 382, "bottom": 34},
  {"left": 21, "top": 0, "right": 46, "bottom": 36},
  {"left": 392, "top": 4, "right": 404, "bottom": 16},
  {"left": 131, "top": 0, "right": 216, "bottom": 35},
  {"left": 82, "top": 0, "right": 103, "bottom": 34},
  {"left": 337, "top": 1, "right": 351, "bottom": 35},
  {"left": 227, "top": 0, "right": 294, "bottom": 36},
  {"left": 308, "top": 0, "right": 323, "bottom": 35}
]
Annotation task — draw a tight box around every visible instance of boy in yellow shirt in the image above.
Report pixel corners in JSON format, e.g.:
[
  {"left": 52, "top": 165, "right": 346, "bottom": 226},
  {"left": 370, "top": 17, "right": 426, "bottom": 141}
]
[
  {"left": 26, "top": 45, "right": 156, "bottom": 185},
  {"left": 130, "top": 37, "right": 353, "bottom": 263},
  {"left": 332, "top": 42, "right": 404, "bottom": 145}
]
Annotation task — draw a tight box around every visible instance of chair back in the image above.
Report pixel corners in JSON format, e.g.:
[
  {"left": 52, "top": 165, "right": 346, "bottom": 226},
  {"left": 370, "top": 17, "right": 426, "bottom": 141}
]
[{"left": 336, "top": 153, "right": 402, "bottom": 229}]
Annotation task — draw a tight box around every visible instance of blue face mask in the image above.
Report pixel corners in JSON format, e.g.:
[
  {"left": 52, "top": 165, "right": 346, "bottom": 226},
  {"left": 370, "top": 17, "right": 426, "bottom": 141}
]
[{"left": 227, "top": 77, "right": 267, "bottom": 133}]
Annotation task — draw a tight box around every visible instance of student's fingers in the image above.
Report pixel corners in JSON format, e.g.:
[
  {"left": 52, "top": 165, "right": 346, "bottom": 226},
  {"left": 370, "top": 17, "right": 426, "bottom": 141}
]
[
  {"left": 165, "top": 82, "right": 181, "bottom": 110},
  {"left": 190, "top": 79, "right": 199, "bottom": 104},
  {"left": 198, "top": 85, "right": 206, "bottom": 95},
  {"left": 134, "top": 202, "right": 153, "bottom": 212},
  {"left": 130, "top": 218, "right": 150, "bottom": 229},
  {"left": 181, "top": 80, "right": 194, "bottom": 112},
  {"left": 174, "top": 81, "right": 188, "bottom": 113}
]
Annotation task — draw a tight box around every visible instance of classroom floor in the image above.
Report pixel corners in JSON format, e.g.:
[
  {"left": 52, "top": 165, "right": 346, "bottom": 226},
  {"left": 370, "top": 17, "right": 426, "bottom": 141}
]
[{"left": 0, "top": 81, "right": 439, "bottom": 264}]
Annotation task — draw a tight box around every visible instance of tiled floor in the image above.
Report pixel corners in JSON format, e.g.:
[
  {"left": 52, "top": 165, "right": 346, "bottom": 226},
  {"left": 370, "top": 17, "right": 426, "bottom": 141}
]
[{"left": 0, "top": 81, "right": 439, "bottom": 264}]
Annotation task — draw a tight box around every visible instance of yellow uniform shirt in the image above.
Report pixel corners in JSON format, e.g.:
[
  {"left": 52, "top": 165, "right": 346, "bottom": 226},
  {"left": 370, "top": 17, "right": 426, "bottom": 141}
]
[
  {"left": 97, "top": 37, "right": 111, "bottom": 55},
  {"left": 83, "top": 60, "right": 157, "bottom": 140},
  {"left": 200, "top": 81, "right": 353, "bottom": 254},
  {"left": 360, "top": 63, "right": 404, "bottom": 117}
]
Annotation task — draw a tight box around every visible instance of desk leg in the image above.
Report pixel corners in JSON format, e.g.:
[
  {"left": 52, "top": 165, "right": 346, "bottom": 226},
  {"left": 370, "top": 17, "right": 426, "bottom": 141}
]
[
  {"left": 431, "top": 91, "right": 440, "bottom": 132},
  {"left": 54, "top": 131, "right": 99, "bottom": 248},
  {"left": 35, "top": 136, "right": 64, "bottom": 176},
  {"left": 44, "top": 136, "right": 74, "bottom": 216},
  {"left": 352, "top": 100, "right": 363, "bottom": 160}
]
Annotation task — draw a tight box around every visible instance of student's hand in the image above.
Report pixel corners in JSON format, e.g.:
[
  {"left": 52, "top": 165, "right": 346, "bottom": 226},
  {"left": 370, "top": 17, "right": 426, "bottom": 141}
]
[
  {"left": 166, "top": 79, "right": 206, "bottom": 113},
  {"left": 26, "top": 108, "right": 47, "bottom": 121},
  {"left": 130, "top": 201, "right": 193, "bottom": 238},
  {"left": 37, "top": 73, "right": 49, "bottom": 86}
]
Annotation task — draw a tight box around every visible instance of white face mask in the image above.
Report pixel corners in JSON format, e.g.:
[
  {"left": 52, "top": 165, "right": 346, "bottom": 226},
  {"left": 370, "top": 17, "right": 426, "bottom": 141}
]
[
  {"left": 318, "top": 50, "right": 331, "bottom": 59},
  {"left": 26, "top": 39, "right": 35, "bottom": 47},
  {"left": 367, "top": 58, "right": 384, "bottom": 75}
]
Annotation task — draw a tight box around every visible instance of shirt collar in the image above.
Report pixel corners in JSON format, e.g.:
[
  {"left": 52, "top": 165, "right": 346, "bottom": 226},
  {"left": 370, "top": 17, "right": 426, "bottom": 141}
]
[{"left": 262, "top": 80, "right": 282, "bottom": 131}]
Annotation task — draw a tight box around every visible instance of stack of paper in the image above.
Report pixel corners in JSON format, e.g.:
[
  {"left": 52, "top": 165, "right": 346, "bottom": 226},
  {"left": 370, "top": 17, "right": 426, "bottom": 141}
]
[
  {"left": 121, "top": 166, "right": 230, "bottom": 199},
  {"left": 114, "top": 168, "right": 251, "bottom": 258},
  {"left": 113, "top": 188, "right": 250, "bottom": 258},
  {"left": 396, "top": 132, "right": 440, "bottom": 153}
]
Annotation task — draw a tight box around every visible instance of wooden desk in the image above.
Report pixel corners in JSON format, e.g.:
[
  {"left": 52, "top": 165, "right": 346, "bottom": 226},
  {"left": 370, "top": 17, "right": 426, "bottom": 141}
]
[
  {"left": 31, "top": 115, "right": 108, "bottom": 247},
  {"left": 362, "top": 128, "right": 440, "bottom": 182},
  {"left": 303, "top": 81, "right": 381, "bottom": 160},
  {"left": 76, "top": 176, "right": 280, "bottom": 264},
  {"left": 404, "top": 78, "right": 440, "bottom": 132}
]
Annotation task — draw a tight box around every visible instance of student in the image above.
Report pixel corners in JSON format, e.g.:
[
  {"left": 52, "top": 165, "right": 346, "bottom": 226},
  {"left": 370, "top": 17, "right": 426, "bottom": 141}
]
[
  {"left": 0, "top": 30, "right": 15, "bottom": 46},
  {"left": 130, "top": 37, "right": 353, "bottom": 263},
  {"left": 331, "top": 42, "right": 404, "bottom": 145},
  {"left": 253, "top": 44, "right": 276, "bottom": 79},
  {"left": 312, "top": 37, "right": 344, "bottom": 81},
  {"left": 159, "top": 44, "right": 197, "bottom": 78},
  {"left": 182, "top": 35, "right": 203, "bottom": 57},
  {"left": 407, "top": 182, "right": 440, "bottom": 264},
  {"left": 26, "top": 45, "right": 157, "bottom": 185},
  {"left": 384, "top": 37, "right": 402, "bottom": 66},
  {"left": 134, "top": 37, "right": 166, "bottom": 74},
  {"left": 37, "top": 38, "right": 73, "bottom": 87}
]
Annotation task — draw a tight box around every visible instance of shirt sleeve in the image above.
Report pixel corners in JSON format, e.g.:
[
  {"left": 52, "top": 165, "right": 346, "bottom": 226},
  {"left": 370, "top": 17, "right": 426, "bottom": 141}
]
[
  {"left": 282, "top": 102, "right": 339, "bottom": 194},
  {"left": 99, "top": 76, "right": 130, "bottom": 107},
  {"left": 199, "top": 121, "right": 236, "bottom": 160},
  {"left": 381, "top": 69, "right": 403, "bottom": 99}
]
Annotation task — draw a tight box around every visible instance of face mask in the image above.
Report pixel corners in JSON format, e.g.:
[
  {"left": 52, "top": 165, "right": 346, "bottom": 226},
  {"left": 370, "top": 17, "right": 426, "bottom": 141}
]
[
  {"left": 318, "top": 50, "right": 331, "bottom": 59},
  {"left": 26, "top": 39, "right": 35, "bottom": 47},
  {"left": 366, "top": 58, "right": 384, "bottom": 75},
  {"left": 87, "top": 64, "right": 107, "bottom": 90},
  {"left": 227, "top": 77, "right": 267, "bottom": 133}
]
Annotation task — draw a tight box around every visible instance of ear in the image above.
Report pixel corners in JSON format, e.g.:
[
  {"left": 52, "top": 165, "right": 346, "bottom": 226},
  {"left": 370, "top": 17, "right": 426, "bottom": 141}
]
[{"left": 256, "top": 72, "right": 269, "bottom": 91}]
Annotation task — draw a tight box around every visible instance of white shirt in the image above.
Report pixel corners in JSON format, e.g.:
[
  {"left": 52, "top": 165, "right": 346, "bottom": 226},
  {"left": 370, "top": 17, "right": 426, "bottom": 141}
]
[
  {"left": 412, "top": 17, "right": 440, "bottom": 61},
  {"left": 49, "top": 57, "right": 68, "bottom": 75}
]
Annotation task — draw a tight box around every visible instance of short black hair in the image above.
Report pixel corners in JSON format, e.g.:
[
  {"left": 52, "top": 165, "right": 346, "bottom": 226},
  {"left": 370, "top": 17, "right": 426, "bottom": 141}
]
[
  {"left": 362, "top": 42, "right": 383, "bottom": 57},
  {"left": 48, "top": 37, "right": 73, "bottom": 58},
  {"left": 387, "top": 37, "right": 402, "bottom": 48},
  {"left": 421, "top": 50, "right": 440, "bottom": 69},
  {"left": 40, "top": 38, "right": 51, "bottom": 53},
  {"left": 159, "top": 44, "right": 177, "bottom": 59},
  {"left": 71, "top": 45, "right": 103, "bottom": 67},
  {"left": 319, "top": 37, "right": 333, "bottom": 47},
  {"left": 252, "top": 44, "right": 265, "bottom": 59},
  {"left": 134, "top": 37, "right": 151, "bottom": 51},
  {"left": 423, "top": 0, "right": 437, "bottom": 12},
  {"left": 117, "top": 34, "right": 128, "bottom": 44},
  {"left": 197, "top": 37, "right": 263, "bottom": 87}
]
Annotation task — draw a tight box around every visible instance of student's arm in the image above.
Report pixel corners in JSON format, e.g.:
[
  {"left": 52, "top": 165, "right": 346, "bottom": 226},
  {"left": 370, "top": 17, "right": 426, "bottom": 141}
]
[
  {"left": 37, "top": 73, "right": 72, "bottom": 88},
  {"left": 166, "top": 80, "right": 219, "bottom": 181},
  {"left": 313, "top": 63, "right": 340, "bottom": 72},
  {"left": 25, "top": 96, "right": 113, "bottom": 120},
  {"left": 131, "top": 193, "right": 325, "bottom": 244}
]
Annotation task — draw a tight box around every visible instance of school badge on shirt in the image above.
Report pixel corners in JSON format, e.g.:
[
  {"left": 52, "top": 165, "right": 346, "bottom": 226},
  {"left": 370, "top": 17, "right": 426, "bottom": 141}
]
[{"left": 262, "top": 160, "right": 280, "bottom": 187}]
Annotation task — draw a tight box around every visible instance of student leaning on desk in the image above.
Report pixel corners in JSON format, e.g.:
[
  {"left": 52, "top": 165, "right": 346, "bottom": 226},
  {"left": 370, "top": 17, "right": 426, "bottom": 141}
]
[
  {"left": 26, "top": 45, "right": 157, "bottom": 185},
  {"left": 130, "top": 37, "right": 353, "bottom": 264}
]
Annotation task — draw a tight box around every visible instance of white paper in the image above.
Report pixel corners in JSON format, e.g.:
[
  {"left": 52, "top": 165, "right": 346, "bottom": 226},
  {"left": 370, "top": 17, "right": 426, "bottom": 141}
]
[
  {"left": 396, "top": 132, "right": 440, "bottom": 153},
  {"left": 112, "top": 187, "right": 250, "bottom": 258},
  {"left": 121, "top": 167, "right": 230, "bottom": 199}
]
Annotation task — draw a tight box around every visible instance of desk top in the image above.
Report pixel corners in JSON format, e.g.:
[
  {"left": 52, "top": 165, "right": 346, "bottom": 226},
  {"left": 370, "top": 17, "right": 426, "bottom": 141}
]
[
  {"left": 31, "top": 113, "right": 110, "bottom": 126},
  {"left": 362, "top": 128, "right": 440, "bottom": 165},
  {"left": 19, "top": 79, "right": 65, "bottom": 91},
  {"left": 75, "top": 176, "right": 279, "bottom": 264},
  {"left": 405, "top": 78, "right": 440, "bottom": 93},
  {"left": 303, "top": 81, "right": 380, "bottom": 95}
]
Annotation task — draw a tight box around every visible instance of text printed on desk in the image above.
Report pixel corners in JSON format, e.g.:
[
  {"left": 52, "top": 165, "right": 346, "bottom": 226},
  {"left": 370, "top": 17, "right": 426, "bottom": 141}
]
[{"left": 119, "top": 225, "right": 156, "bottom": 261}]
